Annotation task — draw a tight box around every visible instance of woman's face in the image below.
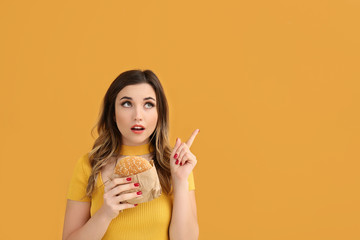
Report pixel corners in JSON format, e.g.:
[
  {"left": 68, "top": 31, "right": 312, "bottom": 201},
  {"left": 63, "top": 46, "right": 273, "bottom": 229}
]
[{"left": 114, "top": 83, "right": 158, "bottom": 146}]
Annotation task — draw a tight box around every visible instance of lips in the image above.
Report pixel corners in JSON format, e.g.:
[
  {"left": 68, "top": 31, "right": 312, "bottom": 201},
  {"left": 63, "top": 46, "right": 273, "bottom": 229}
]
[{"left": 131, "top": 124, "right": 145, "bottom": 130}]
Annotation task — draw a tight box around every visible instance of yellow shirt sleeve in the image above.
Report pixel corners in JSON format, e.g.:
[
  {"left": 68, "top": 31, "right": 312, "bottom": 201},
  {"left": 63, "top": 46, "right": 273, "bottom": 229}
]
[
  {"left": 188, "top": 171, "right": 196, "bottom": 191},
  {"left": 66, "top": 153, "right": 91, "bottom": 202}
]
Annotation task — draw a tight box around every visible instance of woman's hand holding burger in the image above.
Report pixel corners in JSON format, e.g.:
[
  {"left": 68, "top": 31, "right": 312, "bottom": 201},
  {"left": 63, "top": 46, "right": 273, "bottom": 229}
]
[{"left": 99, "top": 177, "right": 142, "bottom": 220}]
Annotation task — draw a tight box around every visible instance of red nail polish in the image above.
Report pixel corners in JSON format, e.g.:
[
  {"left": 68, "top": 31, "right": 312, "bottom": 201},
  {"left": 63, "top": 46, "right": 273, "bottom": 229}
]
[
  {"left": 137, "top": 191, "right": 142, "bottom": 195},
  {"left": 180, "top": 162, "right": 183, "bottom": 166},
  {"left": 134, "top": 183, "right": 140, "bottom": 187},
  {"left": 126, "top": 178, "right": 132, "bottom": 181},
  {"left": 134, "top": 204, "right": 138, "bottom": 206},
  {"left": 174, "top": 153, "right": 178, "bottom": 159},
  {"left": 175, "top": 160, "right": 179, "bottom": 165}
]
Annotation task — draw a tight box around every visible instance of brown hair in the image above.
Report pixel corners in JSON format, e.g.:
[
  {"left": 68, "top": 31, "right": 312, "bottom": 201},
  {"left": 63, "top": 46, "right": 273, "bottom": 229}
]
[{"left": 84, "top": 69, "right": 173, "bottom": 199}]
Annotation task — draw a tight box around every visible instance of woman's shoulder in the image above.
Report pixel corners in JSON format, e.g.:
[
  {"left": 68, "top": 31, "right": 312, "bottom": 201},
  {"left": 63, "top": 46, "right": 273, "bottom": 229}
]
[
  {"left": 78, "top": 152, "right": 117, "bottom": 173},
  {"left": 74, "top": 152, "right": 92, "bottom": 175},
  {"left": 78, "top": 152, "right": 91, "bottom": 164}
]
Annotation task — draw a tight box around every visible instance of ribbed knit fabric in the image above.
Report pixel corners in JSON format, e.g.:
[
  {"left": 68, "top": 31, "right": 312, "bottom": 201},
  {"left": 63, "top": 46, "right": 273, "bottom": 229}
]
[{"left": 66, "top": 142, "right": 195, "bottom": 240}]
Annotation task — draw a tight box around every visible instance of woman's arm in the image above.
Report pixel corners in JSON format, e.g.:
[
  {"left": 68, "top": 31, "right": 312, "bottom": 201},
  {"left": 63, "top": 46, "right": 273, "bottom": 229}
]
[
  {"left": 169, "top": 131, "right": 200, "bottom": 239},
  {"left": 169, "top": 180, "right": 199, "bottom": 240},
  {"left": 62, "top": 200, "right": 112, "bottom": 240}
]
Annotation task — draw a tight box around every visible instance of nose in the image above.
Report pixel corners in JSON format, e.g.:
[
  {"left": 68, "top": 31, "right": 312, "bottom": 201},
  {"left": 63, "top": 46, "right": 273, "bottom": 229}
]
[{"left": 134, "top": 105, "right": 143, "bottom": 121}]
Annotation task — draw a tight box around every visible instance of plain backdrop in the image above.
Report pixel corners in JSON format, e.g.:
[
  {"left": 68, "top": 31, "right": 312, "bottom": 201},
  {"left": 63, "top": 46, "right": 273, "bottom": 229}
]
[{"left": 0, "top": 0, "right": 359, "bottom": 239}]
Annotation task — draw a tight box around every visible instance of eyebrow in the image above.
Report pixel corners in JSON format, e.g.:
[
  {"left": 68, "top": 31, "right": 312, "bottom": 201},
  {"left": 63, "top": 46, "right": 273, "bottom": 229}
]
[{"left": 119, "top": 96, "right": 156, "bottom": 101}]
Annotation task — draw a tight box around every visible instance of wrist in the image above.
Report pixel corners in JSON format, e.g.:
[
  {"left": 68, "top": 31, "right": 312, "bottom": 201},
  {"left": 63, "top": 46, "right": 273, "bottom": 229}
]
[
  {"left": 97, "top": 206, "right": 115, "bottom": 223},
  {"left": 172, "top": 179, "right": 189, "bottom": 192}
]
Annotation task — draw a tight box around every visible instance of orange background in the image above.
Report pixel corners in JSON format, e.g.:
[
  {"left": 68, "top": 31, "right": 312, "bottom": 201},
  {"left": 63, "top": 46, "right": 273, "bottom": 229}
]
[{"left": 1, "top": 1, "right": 359, "bottom": 239}]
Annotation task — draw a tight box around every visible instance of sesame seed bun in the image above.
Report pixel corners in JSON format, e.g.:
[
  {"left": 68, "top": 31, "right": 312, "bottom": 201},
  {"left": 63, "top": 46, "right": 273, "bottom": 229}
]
[{"left": 114, "top": 155, "right": 152, "bottom": 177}]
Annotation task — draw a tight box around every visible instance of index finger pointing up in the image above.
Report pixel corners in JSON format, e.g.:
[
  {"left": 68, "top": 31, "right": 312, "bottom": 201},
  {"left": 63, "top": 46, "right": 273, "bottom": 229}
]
[{"left": 186, "top": 129, "right": 200, "bottom": 148}]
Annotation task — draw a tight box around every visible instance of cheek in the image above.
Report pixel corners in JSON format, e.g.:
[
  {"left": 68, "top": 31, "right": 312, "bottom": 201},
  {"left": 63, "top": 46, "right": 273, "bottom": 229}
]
[
  {"left": 115, "top": 110, "right": 128, "bottom": 126},
  {"left": 149, "top": 111, "right": 158, "bottom": 128},
  {"left": 115, "top": 115, "right": 129, "bottom": 135}
]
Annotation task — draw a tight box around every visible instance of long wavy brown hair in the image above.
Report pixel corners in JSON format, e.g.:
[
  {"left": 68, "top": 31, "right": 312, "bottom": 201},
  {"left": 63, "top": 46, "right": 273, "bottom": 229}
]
[{"left": 84, "top": 69, "right": 174, "bottom": 200}]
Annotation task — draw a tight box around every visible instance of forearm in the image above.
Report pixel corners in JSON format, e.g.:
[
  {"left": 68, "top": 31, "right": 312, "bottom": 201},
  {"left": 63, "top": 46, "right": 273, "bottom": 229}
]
[
  {"left": 169, "top": 180, "right": 199, "bottom": 240},
  {"left": 66, "top": 208, "right": 112, "bottom": 240}
]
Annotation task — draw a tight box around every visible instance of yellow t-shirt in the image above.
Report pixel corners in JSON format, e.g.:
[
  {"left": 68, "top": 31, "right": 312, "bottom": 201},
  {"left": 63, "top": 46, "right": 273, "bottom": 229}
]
[{"left": 66, "top": 143, "right": 195, "bottom": 240}]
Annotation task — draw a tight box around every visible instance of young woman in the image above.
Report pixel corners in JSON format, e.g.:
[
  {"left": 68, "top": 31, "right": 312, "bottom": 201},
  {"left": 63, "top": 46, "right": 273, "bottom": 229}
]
[{"left": 62, "top": 69, "right": 199, "bottom": 240}]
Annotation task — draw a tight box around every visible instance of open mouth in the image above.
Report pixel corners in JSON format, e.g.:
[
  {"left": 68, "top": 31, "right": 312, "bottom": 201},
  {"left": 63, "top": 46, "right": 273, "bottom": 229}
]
[
  {"left": 131, "top": 125, "right": 145, "bottom": 133},
  {"left": 131, "top": 128, "right": 145, "bottom": 134},
  {"left": 131, "top": 127, "right": 145, "bottom": 130}
]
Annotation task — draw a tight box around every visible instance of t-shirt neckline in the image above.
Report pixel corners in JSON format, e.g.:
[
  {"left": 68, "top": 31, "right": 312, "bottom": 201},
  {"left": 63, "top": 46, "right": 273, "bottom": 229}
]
[{"left": 119, "top": 142, "right": 154, "bottom": 156}]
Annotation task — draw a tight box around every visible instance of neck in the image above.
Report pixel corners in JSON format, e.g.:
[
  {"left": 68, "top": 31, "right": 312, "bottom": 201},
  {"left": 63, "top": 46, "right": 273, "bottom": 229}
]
[{"left": 119, "top": 142, "right": 154, "bottom": 156}]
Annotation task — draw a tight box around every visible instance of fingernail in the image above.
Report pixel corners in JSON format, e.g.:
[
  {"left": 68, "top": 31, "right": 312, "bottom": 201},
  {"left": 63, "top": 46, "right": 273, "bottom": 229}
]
[
  {"left": 137, "top": 191, "right": 142, "bottom": 195},
  {"left": 180, "top": 162, "right": 183, "bottom": 166},
  {"left": 175, "top": 160, "right": 179, "bottom": 165},
  {"left": 134, "top": 204, "right": 138, "bottom": 206},
  {"left": 134, "top": 183, "right": 140, "bottom": 187},
  {"left": 126, "top": 178, "right": 132, "bottom": 181},
  {"left": 174, "top": 153, "right": 178, "bottom": 159}
]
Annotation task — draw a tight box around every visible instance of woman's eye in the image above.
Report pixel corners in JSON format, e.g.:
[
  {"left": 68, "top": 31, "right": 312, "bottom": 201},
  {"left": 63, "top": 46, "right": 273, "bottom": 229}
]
[
  {"left": 121, "top": 101, "right": 155, "bottom": 108},
  {"left": 145, "top": 102, "right": 155, "bottom": 108},
  {"left": 122, "top": 101, "right": 131, "bottom": 107}
]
